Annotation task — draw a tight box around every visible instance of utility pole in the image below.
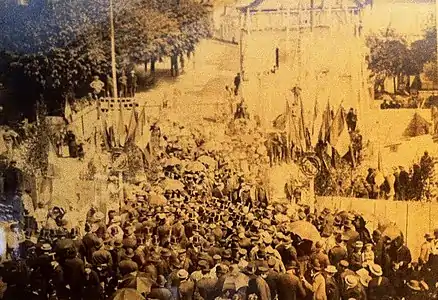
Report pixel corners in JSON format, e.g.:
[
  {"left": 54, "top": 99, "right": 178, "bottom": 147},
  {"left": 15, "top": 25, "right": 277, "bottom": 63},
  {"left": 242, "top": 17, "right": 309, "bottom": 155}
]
[
  {"left": 110, "top": 0, "right": 118, "bottom": 100},
  {"left": 436, "top": 0, "right": 438, "bottom": 90}
]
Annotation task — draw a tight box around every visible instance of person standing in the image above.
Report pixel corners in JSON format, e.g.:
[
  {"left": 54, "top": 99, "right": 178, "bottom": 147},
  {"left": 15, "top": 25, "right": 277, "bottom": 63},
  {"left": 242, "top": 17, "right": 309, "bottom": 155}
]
[
  {"left": 4, "top": 160, "right": 22, "bottom": 199},
  {"left": 368, "top": 263, "right": 394, "bottom": 300},
  {"left": 398, "top": 166, "right": 410, "bottom": 200},
  {"left": 65, "top": 130, "right": 78, "bottom": 158},
  {"left": 119, "top": 71, "right": 128, "bottom": 98},
  {"left": 234, "top": 73, "right": 241, "bottom": 96},
  {"left": 128, "top": 70, "right": 138, "bottom": 98},
  {"left": 90, "top": 76, "right": 105, "bottom": 100},
  {"left": 419, "top": 233, "right": 434, "bottom": 266},
  {"left": 346, "top": 108, "right": 357, "bottom": 132},
  {"left": 323, "top": 266, "right": 339, "bottom": 300},
  {"left": 301, "top": 261, "right": 327, "bottom": 300},
  {"left": 106, "top": 75, "right": 114, "bottom": 98}
]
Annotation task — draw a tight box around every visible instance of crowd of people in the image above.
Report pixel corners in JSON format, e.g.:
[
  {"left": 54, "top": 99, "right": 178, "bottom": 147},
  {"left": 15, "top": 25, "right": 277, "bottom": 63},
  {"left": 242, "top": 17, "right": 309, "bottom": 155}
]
[
  {"left": 90, "top": 70, "right": 138, "bottom": 100},
  {"left": 349, "top": 151, "right": 435, "bottom": 201},
  {"left": 0, "top": 114, "right": 436, "bottom": 300}
]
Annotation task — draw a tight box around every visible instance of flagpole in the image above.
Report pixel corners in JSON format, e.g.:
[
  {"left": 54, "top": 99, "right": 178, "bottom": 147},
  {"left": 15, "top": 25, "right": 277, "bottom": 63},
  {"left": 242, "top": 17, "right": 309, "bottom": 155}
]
[{"left": 110, "top": 0, "right": 118, "bottom": 100}]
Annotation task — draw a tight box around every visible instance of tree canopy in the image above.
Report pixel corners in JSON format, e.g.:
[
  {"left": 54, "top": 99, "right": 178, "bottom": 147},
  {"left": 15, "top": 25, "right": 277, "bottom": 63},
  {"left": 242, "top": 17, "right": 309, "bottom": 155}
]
[
  {"left": 0, "top": 0, "right": 211, "bottom": 118},
  {"left": 366, "top": 27, "right": 437, "bottom": 93}
]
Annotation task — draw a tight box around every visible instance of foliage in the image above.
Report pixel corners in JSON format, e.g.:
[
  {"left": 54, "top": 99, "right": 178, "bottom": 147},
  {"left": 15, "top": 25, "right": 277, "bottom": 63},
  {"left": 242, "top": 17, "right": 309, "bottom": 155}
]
[
  {"left": 365, "top": 28, "right": 409, "bottom": 78},
  {"left": 366, "top": 27, "right": 437, "bottom": 78},
  {"left": 15, "top": 100, "right": 51, "bottom": 176},
  {"left": 423, "top": 61, "right": 438, "bottom": 83},
  {"left": 315, "top": 159, "right": 354, "bottom": 196},
  {"left": 0, "top": 0, "right": 211, "bottom": 118},
  {"left": 410, "top": 27, "right": 437, "bottom": 68}
]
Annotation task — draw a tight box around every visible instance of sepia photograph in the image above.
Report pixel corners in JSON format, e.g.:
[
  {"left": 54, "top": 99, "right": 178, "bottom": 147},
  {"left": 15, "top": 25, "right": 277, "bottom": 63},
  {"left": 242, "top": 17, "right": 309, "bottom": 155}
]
[{"left": 0, "top": 0, "right": 436, "bottom": 299}]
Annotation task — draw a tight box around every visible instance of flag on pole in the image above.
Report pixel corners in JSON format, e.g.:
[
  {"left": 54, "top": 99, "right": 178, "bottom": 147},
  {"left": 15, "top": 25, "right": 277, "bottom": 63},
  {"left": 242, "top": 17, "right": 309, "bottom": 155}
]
[
  {"left": 137, "top": 105, "right": 146, "bottom": 136},
  {"left": 377, "top": 148, "right": 383, "bottom": 172},
  {"left": 125, "top": 106, "right": 137, "bottom": 144},
  {"left": 298, "top": 94, "right": 308, "bottom": 151},
  {"left": 117, "top": 106, "right": 127, "bottom": 148},
  {"left": 328, "top": 106, "right": 351, "bottom": 157},
  {"left": 318, "top": 99, "right": 331, "bottom": 143},
  {"left": 311, "top": 92, "right": 320, "bottom": 146},
  {"left": 100, "top": 117, "right": 111, "bottom": 150},
  {"left": 64, "top": 99, "right": 73, "bottom": 123},
  {"left": 135, "top": 113, "right": 151, "bottom": 155}
]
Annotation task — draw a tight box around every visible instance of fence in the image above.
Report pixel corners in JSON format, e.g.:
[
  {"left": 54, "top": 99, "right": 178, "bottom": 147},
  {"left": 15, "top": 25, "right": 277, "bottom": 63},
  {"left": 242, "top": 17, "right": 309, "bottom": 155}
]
[
  {"left": 68, "top": 105, "right": 99, "bottom": 140},
  {"left": 316, "top": 196, "right": 438, "bottom": 262}
]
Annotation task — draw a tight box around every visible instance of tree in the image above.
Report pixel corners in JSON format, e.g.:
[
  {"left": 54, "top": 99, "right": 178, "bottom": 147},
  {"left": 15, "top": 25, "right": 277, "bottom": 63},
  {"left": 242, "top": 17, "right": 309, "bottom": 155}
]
[
  {"left": 411, "top": 27, "right": 437, "bottom": 68},
  {"left": 0, "top": 0, "right": 211, "bottom": 119},
  {"left": 366, "top": 29, "right": 410, "bottom": 93},
  {"left": 424, "top": 61, "right": 438, "bottom": 84}
]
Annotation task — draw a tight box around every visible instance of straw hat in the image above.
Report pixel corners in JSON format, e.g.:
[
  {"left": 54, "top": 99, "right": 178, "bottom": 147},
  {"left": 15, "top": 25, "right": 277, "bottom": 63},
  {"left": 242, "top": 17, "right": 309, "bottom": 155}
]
[
  {"left": 369, "top": 264, "right": 383, "bottom": 277},
  {"left": 345, "top": 275, "right": 359, "bottom": 288},
  {"left": 325, "top": 265, "right": 337, "bottom": 274},
  {"left": 111, "top": 216, "right": 121, "bottom": 224},
  {"left": 41, "top": 243, "right": 52, "bottom": 252},
  {"left": 354, "top": 241, "right": 364, "bottom": 248},
  {"left": 356, "top": 268, "right": 371, "bottom": 287},
  {"left": 177, "top": 269, "right": 189, "bottom": 280},
  {"left": 407, "top": 280, "right": 422, "bottom": 291}
]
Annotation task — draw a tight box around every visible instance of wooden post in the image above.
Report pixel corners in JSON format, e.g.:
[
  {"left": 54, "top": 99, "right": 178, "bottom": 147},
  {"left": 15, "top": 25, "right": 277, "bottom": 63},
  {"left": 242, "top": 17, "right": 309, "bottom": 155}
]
[
  {"left": 309, "top": 177, "right": 315, "bottom": 213},
  {"left": 118, "top": 171, "right": 123, "bottom": 213},
  {"left": 81, "top": 115, "right": 85, "bottom": 137}
]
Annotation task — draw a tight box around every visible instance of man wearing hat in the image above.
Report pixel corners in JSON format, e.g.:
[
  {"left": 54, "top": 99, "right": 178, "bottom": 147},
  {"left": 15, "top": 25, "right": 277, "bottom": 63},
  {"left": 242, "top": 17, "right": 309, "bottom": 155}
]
[
  {"left": 157, "top": 214, "right": 171, "bottom": 246},
  {"left": 210, "top": 254, "right": 222, "bottom": 276},
  {"left": 419, "top": 232, "right": 434, "bottom": 266},
  {"left": 177, "top": 269, "right": 195, "bottom": 300},
  {"left": 349, "top": 241, "right": 364, "bottom": 271},
  {"left": 311, "top": 241, "right": 330, "bottom": 269},
  {"left": 405, "top": 280, "right": 426, "bottom": 299},
  {"left": 264, "top": 258, "right": 280, "bottom": 299},
  {"left": 92, "top": 211, "right": 106, "bottom": 239},
  {"left": 337, "top": 260, "right": 355, "bottom": 292},
  {"left": 148, "top": 275, "right": 174, "bottom": 300},
  {"left": 277, "top": 260, "right": 306, "bottom": 300},
  {"left": 82, "top": 223, "right": 101, "bottom": 263},
  {"left": 119, "top": 249, "right": 139, "bottom": 277},
  {"left": 127, "top": 70, "right": 137, "bottom": 97},
  {"left": 324, "top": 265, "right": 339, "bottom": 300},
  {"left": 368, "top": 264, "right": 394, "bottom": 300},
  {"left": 91, "top": 238, "right": 113, "bottom": 268},
  {"left": 341, "top": 275, "right": 364, "bottom": 300},
  {"left": 254, "top": 264, "right": 272, "bottom": 300},
  {"left": 328, "top": 234, "right": 348, "bottom": 266},
  {"left": 7, "top": 223, "right": 23, "bottom": 260},
  {"left": 222, "top": 249, "right": 233, "bottom": 266},
  {"left": 106, "top": 216, "right": 124, "bottom": 241},
  {"left": 302, "top": 259, "right": 327, "bottom": 300},
  {"left": 190, "top": 260, "right": 210, "bottom": 282},
  {"left": 122, "top": 226, "right": 137, "bottom": 249}
]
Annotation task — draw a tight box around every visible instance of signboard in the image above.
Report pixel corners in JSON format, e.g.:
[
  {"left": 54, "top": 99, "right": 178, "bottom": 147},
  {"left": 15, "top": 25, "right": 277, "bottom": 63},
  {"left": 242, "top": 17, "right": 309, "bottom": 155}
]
[{"left": 299, "top": 154, "right": 321, "bottom": 178}]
